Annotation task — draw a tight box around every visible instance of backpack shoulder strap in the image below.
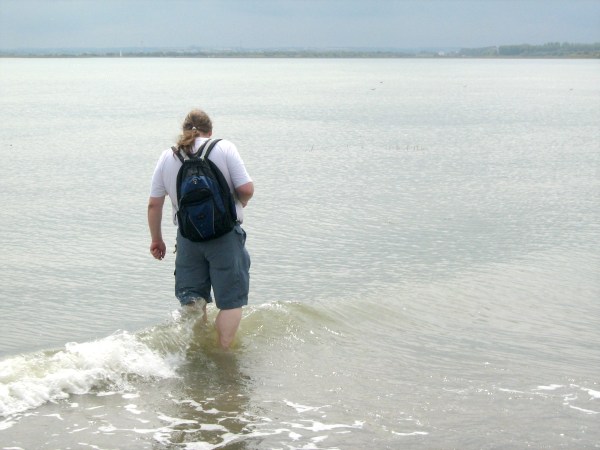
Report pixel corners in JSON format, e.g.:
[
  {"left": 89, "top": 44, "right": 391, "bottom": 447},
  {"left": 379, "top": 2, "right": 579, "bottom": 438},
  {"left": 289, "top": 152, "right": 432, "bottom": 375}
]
[
  {"left": 172, "top": 146, "right": 186, "bottom": 163},
  {"left": 200, "top": 139, "right": 222, "bottom": 160},
  {"left": 173, "top": 140, "right": 214, "bottom": 163}
]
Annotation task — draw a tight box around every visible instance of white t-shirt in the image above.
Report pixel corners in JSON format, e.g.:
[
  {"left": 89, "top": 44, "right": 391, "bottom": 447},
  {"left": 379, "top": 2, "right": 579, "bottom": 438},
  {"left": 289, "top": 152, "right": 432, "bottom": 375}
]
[{"left": 150, "top": 137, "right": 252, "bottom": 224}]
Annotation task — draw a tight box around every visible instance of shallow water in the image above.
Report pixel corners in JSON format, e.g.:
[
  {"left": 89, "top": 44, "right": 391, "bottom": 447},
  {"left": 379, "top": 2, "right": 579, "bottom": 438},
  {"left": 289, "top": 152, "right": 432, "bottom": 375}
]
[{"left": 1, "top": 58, "right": 599, "bottom": 448}]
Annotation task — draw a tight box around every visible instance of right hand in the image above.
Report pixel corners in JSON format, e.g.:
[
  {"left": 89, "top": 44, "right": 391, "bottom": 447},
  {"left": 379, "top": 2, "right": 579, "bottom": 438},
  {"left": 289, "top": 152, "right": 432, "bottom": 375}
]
[{"left": 150, "top": 240, "right": 166, "bottom": 260}]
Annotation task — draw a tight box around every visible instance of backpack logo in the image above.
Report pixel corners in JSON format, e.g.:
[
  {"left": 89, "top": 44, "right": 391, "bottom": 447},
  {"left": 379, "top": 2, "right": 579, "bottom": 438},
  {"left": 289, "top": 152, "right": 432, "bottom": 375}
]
[{"left": 175, "top": 139, "right": 237, "bottom": 242}]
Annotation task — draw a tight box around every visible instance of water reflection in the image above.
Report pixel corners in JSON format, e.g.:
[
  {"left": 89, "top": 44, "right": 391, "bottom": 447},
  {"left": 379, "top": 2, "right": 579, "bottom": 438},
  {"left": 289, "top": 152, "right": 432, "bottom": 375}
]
[{"left": 156, "top": 314, "right": 254, "bottom": 448}]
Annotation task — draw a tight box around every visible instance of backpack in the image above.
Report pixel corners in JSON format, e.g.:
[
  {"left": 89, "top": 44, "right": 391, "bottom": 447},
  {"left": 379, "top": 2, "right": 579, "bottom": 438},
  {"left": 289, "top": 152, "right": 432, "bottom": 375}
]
[{"left": 174, "top": 139, "right": 238, "bottom": 242}]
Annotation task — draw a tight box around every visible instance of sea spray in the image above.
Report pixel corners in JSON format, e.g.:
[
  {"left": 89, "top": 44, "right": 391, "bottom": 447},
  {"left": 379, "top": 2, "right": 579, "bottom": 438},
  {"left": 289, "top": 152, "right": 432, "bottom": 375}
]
[{"left": 0, "top": 308, "right": 207, "bottom": 417}]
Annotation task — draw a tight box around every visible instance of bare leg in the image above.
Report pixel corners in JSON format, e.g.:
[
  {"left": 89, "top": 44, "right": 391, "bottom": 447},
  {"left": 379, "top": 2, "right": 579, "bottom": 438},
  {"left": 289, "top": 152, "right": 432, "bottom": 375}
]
[{"left": 215, "top": 307, "right": 242, "bottom": 350}]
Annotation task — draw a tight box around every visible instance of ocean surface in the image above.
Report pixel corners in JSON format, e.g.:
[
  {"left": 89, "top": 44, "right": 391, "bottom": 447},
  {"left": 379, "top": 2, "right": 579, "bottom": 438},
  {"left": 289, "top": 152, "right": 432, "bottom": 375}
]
[{"left": 0, "top": 58, "right": 599, "bottom": 449}]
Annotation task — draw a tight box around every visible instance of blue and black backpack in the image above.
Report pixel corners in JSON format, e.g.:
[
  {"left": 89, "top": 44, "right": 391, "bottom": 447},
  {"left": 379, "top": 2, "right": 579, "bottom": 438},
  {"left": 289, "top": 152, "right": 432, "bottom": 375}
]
[{"left": 174, "top": 139, "right": 238, "bottom": 242}]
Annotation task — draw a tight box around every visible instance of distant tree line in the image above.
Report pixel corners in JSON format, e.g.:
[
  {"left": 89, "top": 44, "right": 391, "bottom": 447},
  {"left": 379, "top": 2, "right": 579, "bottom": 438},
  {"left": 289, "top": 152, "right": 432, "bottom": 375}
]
[
  {"left": 458, "top": 42, "right": 600, "bottom": 58},
  {"left": 2, "top": 42, "right": 599, "bottom": 58}
]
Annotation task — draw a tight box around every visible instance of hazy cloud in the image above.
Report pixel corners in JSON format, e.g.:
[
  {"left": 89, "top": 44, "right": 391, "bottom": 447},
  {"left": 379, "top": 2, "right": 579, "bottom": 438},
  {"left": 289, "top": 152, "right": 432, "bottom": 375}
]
[{"left": 0, "top": 0, "right": 599, "bottom": 50}]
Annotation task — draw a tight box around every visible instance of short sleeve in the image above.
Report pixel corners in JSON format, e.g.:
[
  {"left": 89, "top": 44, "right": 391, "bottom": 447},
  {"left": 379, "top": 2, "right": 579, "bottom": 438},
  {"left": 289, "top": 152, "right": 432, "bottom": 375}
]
[
  {"left": 149, "top": 154, "right": 167, "bottom": 198},
  {"left": 226, "top": 143, "right": 252, "bottom": 188}
]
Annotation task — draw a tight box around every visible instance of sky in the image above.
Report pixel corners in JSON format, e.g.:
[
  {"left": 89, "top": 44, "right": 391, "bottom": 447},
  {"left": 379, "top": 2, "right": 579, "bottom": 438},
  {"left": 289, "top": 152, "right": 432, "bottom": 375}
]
[{"left": 0, "top": 0, "right": 599, "bottom": 50}]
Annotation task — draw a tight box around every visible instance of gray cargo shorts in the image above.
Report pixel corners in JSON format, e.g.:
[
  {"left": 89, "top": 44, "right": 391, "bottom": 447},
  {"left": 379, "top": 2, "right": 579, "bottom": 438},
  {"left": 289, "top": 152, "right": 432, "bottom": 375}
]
[{"left": 174, "top": 224, "right": 250, "bottom": 310}]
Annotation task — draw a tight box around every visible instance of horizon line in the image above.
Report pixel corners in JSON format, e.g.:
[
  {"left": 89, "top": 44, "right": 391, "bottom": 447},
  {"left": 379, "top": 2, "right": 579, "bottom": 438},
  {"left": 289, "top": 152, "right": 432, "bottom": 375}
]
[{"left": 2, "top": 41, "right": 600, "bottom": 52}]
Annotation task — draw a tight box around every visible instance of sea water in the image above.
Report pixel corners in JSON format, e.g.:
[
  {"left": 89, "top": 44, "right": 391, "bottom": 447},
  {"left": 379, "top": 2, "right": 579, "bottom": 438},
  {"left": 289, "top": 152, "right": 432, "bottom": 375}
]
[{"left": 0, "top": 58, "right": 599, "bottom": 448}]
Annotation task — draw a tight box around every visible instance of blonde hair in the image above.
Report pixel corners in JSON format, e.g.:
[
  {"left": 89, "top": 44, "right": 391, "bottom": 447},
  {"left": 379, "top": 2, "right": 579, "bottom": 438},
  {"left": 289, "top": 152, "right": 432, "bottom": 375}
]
[{"left": 174, "top": 109, "right": 213, "bottom": 154}]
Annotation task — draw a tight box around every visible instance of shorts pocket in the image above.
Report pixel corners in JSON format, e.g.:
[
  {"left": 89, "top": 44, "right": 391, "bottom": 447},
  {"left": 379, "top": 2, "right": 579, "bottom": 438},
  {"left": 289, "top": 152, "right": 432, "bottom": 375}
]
[{"left": 234, "top": 225, "right": 247, "bottom": 245}]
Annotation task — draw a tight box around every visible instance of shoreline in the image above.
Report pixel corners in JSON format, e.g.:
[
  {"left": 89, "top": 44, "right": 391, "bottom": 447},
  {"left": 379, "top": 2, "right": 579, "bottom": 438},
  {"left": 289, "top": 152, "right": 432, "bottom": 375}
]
[
  {"left": 2, "top": 53, "right": 599, "bottom": 59},
  {"left": 2, "top": 43, "right": 600, "bottom": 59}
]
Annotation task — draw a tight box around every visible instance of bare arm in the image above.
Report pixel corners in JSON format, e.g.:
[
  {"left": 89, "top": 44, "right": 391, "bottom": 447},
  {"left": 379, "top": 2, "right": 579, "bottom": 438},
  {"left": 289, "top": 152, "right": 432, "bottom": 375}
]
[
  {"left": 235, "top": 182, "right": 254, "bottom": 208},
  {"left": 148, "top": 196, "right": 166, "bottom": 260}
]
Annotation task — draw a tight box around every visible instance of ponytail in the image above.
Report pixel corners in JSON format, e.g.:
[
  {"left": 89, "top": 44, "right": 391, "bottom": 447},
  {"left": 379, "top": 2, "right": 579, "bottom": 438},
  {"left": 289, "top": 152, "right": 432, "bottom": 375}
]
[{"left": 174, "top": 109, "right": 213, "bottom": 155}]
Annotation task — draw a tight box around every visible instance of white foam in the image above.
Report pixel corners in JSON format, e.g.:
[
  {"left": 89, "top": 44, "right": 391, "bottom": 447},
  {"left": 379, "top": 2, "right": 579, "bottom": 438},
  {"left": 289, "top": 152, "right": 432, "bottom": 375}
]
[
  {"left": 311, "top": 435, "right": 329, "bottom": 443},
  {"left": 157, "top": 413, "right": 198, "bottom": 426},
  {"left": 497, "top": 388, "right": 525, "bottom": 394},
  {"left": 282, "top": 419, "right": 364, "bottom": 432},
  {"left": 568, "top": 405, "right": 599, "bottom": 415},
  {"left": 0, "top": 419, "right": 17, "bottom": 431},
  {"left": 0, "top": 331, "right": 178, "bottom": 417},
  {"left": 583, "top": 388, "right": 600, "bottom": 399},
  {"left": 122, "top": 393, "right": 140, "bottom": 399},
  {"left": 535, "top": 384, "right": 564, "bottom": 391},
  {"left": 284, "top": 400, "right": 330, "bottom": 413},
  {"left": 124, "top": 404, "right": 143, "bottom": 415},
  {"left": 289, "top": 431, "right": 302, "bottom": 440},
  {"left": 392, "top": 431, "right": 429, "bottom": 436},
  {"left": 199, "top": 423, "right": 228, "bottom": 432}
]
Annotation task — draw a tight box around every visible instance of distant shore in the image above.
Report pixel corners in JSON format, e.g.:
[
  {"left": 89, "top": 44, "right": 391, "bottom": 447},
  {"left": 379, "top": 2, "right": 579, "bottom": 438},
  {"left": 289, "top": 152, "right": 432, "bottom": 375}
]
[{"left": 2, "top": 42, "right": 599, "bottom": 59}]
